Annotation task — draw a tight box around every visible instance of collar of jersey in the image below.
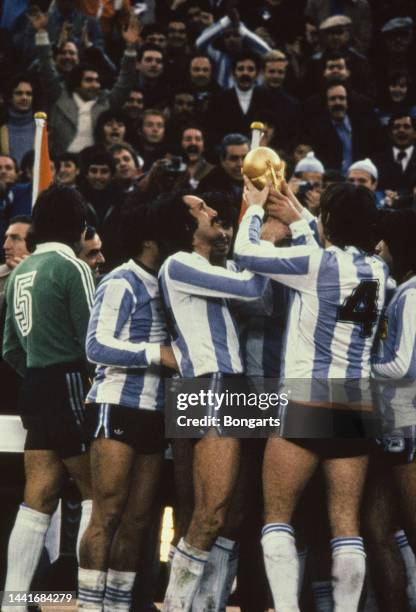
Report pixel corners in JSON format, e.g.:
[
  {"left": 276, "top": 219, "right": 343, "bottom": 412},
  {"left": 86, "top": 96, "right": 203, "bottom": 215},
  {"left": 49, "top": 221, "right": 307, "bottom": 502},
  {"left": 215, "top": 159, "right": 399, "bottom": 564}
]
[
  {"left": 34, "top": 242, "right": 76, "bottom": 257},
  {"left": 128, "top": 258, "right": 158, "bottom": 280}
]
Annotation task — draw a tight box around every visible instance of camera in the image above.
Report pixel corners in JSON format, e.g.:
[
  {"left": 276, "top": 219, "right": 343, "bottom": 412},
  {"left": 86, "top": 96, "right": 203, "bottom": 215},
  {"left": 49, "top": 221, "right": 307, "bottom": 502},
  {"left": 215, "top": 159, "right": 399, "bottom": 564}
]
[{"left": 164, "top": 156, "right": 187, "bottom": 173}]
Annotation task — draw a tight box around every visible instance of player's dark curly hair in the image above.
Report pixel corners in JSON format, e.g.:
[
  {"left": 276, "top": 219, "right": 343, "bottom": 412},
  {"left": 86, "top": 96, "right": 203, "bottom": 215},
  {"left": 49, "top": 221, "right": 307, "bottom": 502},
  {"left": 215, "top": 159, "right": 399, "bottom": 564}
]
[
  {"left": 378, "top": 209, "right": 416, "bottom": 279},
  {"left": 120, "top": 189, "right": 199, "bottom": 258},
  {"left": 319, "top": 182, "right": 381, "bottom": 252},
  {"left": 32, "top": 186, "right": 87, "bottom": 246},
  {"left": 149, "top": 189, "right": 199, "bottom": 255}
]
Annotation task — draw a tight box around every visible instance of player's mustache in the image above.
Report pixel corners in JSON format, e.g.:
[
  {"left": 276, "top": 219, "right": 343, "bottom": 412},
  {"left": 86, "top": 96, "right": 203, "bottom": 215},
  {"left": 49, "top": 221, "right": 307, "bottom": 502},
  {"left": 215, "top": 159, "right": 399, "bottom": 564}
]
[{"left": 185, "top": 145, "right": 200, "bottom": 154}]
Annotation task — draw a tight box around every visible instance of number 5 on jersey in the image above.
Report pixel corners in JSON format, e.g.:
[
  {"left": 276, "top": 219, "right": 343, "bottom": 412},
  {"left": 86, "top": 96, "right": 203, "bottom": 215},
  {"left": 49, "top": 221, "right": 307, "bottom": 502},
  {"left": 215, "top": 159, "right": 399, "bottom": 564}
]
[{"left": 14, "top": 271, "right": 37, "bottom": 336}]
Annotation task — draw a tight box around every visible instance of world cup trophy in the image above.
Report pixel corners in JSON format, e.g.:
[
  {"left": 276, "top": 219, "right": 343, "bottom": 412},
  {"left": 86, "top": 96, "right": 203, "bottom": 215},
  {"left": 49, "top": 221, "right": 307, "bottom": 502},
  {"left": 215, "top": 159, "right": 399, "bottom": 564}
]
[{"left": 243, "top": 122, "right": 286, "bottom": 191}]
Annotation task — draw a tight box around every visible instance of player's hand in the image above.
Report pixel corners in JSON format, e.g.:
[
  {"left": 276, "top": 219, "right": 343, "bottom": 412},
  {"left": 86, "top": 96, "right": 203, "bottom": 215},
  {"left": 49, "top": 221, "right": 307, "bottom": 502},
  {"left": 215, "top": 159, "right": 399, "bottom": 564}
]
[
  {"left": 243, "top": 175, "right": 270, "bottom": 208},
  {"left": 266, "top": 188, "right": 302, "bottom": 225},
  {"left": 160, "top": 346, "right": 179, "bottom": 371},
  {"left": 27, "top": 5, "right": 48, "bottom": 31},
  {"left": 261, "top": 217, "right": 291, "bottom": 244},
  {"left": 281, "top": 179, "right": 303, "bottom": 212}
]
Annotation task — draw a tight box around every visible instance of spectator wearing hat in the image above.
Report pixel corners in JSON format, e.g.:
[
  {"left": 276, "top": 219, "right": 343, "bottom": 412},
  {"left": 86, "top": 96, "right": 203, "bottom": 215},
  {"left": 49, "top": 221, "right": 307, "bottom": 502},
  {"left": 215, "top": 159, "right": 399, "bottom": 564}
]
[
  {"left": 304, "top": 80, "right": 382, "bottom": 175},
  {"left": 347, "top": 158, "right": 384, "bottom": 207},
  {"left": 305, "top": 0, "right": 372, "bottom": 54},
  {"left": 301, "top": 15, "right": 375, "bottom": 100},
  {"left": 290, "top": 150, "right": 324, "bottom": 215},
  {"left": 373, "top": 113, "right": 416, "bottom": 200},
  {"left": 372, "top": 17, "right": 416, "bottom": 96}
]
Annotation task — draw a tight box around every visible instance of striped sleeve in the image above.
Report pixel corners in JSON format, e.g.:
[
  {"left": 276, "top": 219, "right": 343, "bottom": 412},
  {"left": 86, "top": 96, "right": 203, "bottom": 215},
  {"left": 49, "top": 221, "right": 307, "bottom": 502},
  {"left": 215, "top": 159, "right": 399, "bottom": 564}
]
[
  {"left": 239, "top": 21, "right": 271, "bottom": 55},
  {"left": 196, "top": 16, "right": 229, "bottom": 61},
  {"left": 234, "top": 205, "right": 321, "bottom": 289},
  {"left": 86, "top": 278, "right": 160, "bottom": 368},
  {"left": 372, "top": 291, "right": 416, "bottom": 380},
  {"left": 167, "top": 255, "right": 267, "bottom": 301}
]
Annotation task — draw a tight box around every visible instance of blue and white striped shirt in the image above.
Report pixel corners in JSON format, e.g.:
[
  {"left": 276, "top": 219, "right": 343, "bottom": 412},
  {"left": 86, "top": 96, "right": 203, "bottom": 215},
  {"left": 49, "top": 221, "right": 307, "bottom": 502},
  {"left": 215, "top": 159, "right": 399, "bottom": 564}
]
[
  {"left": 87, "top": 259, "right": 168, "bottom": 411},
  {"left": 372, "top": 277, "right": 416, "bottom": 428},
  {"left": 196, "top": 15, "right": 271, "bottom": 90},
  {"left": 234, "top": 206, "right": 388, "bottom": 382},
  {"left": 159, "top": 251, "right": 267, "bottom": 377}
]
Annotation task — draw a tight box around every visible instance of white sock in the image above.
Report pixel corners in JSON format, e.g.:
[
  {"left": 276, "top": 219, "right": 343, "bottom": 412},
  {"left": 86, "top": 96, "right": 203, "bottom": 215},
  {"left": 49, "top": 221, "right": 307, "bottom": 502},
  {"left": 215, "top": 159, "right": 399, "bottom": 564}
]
[
  {"left": 298, "top": 548, "right": 308, "bottom": 598},
  {"left": 167, "top": 543, "right": 177, "bottom": 574},
  {"left": 220, "top": 541, "right": 239, "bottom": 610},
  {"left": 192, "top": 537, "right": 236, "bottom": 612},
  {"left": 331, "top": 537, "right": 366, "bottom": 612},
  {"left": 4, "top": 504, "right": 51, "bottom": 599},
  {"left": 163, "top": 537, "right": 209, "bottom": 611},
  {"left": 77, "top": 499, "right": 93, "bottom": 563},
  {"left": 261, "top": 523, "right": 300, "bottom": 612},
  {"left": 312, "top": 580, "right": 334, "bottom": 612},
  {"left": 103, "top": 568, "right": 136, "bottom": 611},
  {"left": 78, "top": 567, "right": 106, "bottom": 610},
  {"left": 395, "top": 530, "right": 416, "bottom": 610}
]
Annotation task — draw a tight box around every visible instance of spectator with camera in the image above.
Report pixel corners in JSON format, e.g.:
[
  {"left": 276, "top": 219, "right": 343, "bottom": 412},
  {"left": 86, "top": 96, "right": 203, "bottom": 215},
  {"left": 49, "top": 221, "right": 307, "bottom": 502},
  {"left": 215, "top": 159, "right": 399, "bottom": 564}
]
[{"left": 290, "top": 150, "right": 324, "bottom": 215}]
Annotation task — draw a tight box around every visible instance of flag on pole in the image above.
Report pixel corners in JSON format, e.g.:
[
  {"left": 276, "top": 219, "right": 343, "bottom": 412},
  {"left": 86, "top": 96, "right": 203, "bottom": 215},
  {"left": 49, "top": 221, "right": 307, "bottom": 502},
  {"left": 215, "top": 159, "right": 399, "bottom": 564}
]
[{"left": 32, "top": 112, "right": 53, "bottom": 209}]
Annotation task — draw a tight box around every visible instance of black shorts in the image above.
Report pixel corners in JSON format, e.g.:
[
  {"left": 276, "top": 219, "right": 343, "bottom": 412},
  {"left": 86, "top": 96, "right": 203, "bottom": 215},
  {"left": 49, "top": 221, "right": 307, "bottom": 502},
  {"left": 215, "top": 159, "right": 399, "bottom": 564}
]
[
  {"left": 20, "top": 362, "right": 89, "bottom": 459},
  {"left": 86, "top": 403, "right": 166, "bottom": 454},
  {"left": 289, "top": 437, "right": 374, "bottom": 459},
  {"left": 279, "top": 401, "right": 377, "bottom": 439}
]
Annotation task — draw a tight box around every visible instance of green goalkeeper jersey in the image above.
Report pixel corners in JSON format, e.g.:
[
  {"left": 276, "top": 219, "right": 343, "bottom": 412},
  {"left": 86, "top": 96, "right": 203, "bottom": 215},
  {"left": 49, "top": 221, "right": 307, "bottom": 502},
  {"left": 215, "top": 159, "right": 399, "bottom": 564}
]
[{"left": 3, "top": 242, "right": 95, "bottom": 376}]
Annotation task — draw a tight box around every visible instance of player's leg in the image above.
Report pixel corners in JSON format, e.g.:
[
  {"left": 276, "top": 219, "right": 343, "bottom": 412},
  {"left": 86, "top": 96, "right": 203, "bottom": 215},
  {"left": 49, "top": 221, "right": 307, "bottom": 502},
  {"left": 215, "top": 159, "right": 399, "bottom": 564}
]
[
  {"left": 192, "top": 438, "right": 255, "bottom": 612},
  {"left": 171, "top": 438, "right": 195, "bottom": 551},
  {"left": 163, "top": 435, "right": 240, "bottom": 611},
  {"left": 62, "top": 451, "right": 93, "bottom": 561},
  {"left": 78, "top": 437, "right": 135, "bottom": 609},
  {"left": 323, "top": 446, "right": 368, "bottom": 612},
  {"left": 262, "top": 437, "right": 319, "bottom": 612},
  {"left": 362, "top": 453, "right": 408, "bottom": 612},
  {"left": 393, "top": 458, "right": 416, "bottom": 608},
  {"left": 394, "top": 460, "right": 416, "bottom": 552},
  {"left": 4, "top": 449, "right": 66, "bottom": 599},
  {"left": 101, "top": 451, "right": 164, "bottom": 611}
]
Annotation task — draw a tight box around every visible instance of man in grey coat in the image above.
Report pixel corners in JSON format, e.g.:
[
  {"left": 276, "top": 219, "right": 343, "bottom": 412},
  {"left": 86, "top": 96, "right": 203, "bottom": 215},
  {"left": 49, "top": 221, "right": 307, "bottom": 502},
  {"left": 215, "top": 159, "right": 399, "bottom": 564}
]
[{"left": 31, "top": 11, "right": 139, "bottom": 156}]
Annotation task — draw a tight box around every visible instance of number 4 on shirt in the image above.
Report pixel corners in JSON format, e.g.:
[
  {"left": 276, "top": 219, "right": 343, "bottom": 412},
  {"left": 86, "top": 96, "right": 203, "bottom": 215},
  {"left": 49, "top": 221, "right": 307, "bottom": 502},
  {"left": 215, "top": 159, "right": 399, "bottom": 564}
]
[{"left": 337, "top": 279, "right": 379, "bottom": 338}]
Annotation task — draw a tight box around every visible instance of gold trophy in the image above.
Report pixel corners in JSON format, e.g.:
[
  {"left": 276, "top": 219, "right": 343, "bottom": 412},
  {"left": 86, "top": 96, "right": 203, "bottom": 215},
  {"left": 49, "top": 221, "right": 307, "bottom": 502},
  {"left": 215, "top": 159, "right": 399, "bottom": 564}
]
[{"left": 243, "top": 122, "right": 286, "bottom": 191}]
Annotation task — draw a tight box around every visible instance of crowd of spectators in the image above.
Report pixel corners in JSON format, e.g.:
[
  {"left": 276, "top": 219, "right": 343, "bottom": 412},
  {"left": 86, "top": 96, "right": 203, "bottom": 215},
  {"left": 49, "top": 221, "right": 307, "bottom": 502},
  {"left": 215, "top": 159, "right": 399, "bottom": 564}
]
[{"left": 1, "top": 1, "right": 416, "bottom": 271}]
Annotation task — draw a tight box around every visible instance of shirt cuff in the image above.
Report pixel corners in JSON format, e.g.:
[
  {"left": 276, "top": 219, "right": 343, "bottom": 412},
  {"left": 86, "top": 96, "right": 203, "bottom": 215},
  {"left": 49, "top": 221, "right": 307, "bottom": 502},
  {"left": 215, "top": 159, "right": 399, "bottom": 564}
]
[
  {"left": 124, "top": 48, "right": 137, "bottom": 57},
  {"left": 145, "top": 344, "right": 161, "bottom": 366},
  {"left": 289, "top": 218, "right": 313, "bottom": 239},
  {"left": 244, "top": 204, "right": 265, "bottom": 220},
  {"left": 301, "top": 207, "right": 316, "bottom": 224},
  {"left": 35, "top": 31, "right": 50, "bottom": 45}
]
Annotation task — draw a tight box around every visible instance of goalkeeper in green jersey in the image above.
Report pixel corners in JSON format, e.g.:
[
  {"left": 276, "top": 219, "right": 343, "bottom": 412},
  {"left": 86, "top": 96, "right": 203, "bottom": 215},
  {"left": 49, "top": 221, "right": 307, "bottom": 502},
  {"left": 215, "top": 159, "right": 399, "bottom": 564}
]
[{"left": 2, "top": 186, "right": 95, "bottom": 605}]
